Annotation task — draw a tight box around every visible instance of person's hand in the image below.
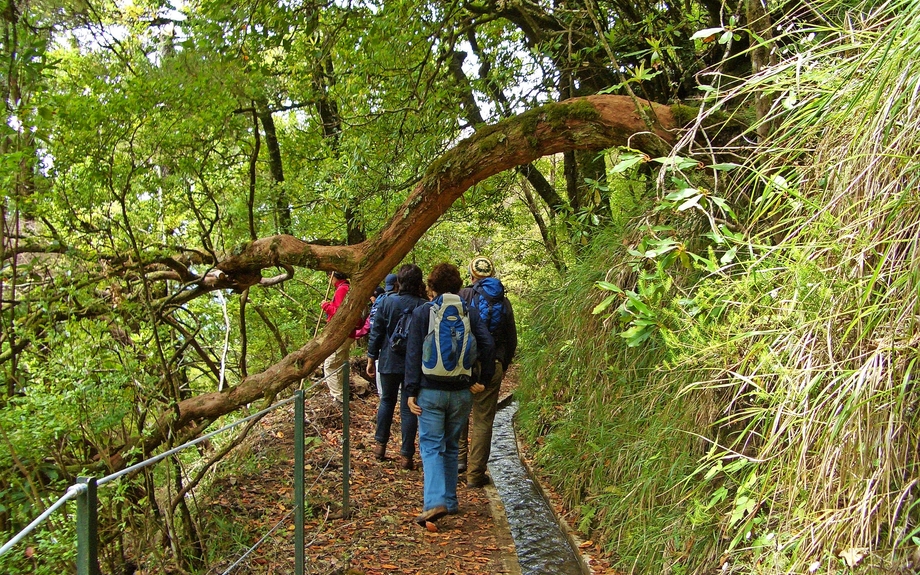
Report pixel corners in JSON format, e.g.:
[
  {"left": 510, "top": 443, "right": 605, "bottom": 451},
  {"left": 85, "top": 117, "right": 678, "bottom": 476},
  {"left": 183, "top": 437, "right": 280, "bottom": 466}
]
[
  {"left": 408, "top": 396, "right": 422, "bottom": 415},
  {"left": 366, "top": 358, "right": 376, "bottom": 377},
  {"left": 470, "top": 383, "right": 485, "bottom": 394}
]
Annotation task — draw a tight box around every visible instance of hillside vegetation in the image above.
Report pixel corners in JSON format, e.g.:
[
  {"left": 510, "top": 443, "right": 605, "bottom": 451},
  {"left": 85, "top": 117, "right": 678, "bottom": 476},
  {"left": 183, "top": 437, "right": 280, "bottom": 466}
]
[
  {"left": 515, "top": 0, "right": 920, "bottom": 572},
  {"left": 3, "top": 0, "right": 919, "bottom": 572}
]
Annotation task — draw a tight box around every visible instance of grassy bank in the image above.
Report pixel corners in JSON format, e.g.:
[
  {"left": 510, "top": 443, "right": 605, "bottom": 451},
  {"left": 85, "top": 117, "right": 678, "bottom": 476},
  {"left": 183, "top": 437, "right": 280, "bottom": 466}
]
[{"left": 515, "top": 1, "right": 920, "bottom": 572}]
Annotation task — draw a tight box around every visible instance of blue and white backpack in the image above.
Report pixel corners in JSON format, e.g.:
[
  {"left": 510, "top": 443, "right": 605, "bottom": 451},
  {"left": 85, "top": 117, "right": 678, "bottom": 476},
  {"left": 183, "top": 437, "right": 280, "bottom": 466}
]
[{"left": 422, "top": 293, "right": 478, "bottom": 381}]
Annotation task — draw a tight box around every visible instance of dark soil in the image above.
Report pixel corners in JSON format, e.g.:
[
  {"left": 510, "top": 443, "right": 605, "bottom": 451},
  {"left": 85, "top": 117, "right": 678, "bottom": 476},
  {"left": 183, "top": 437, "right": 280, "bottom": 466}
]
[{"left": 196, "top": 361, "right": 519, "bottom": 575}]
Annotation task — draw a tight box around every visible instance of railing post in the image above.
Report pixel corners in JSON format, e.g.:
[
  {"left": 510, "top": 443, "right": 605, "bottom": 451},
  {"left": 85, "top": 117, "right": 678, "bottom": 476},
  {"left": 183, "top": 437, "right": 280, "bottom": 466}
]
[
  {"left": 76, "top": 477, "right": 99, "bottom": 575},
  {"left": 342, "top": 361, "right": 350, "bottom": 518},
  {"left": 294, "top": 389, "right": 304, "bottom": 575}
]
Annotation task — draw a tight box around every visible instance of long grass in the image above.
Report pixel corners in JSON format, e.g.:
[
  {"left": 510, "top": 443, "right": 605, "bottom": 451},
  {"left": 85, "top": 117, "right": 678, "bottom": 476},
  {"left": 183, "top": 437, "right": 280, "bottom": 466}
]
[{"left": 517, "top": 0, "right": 920, "bottom": 572}]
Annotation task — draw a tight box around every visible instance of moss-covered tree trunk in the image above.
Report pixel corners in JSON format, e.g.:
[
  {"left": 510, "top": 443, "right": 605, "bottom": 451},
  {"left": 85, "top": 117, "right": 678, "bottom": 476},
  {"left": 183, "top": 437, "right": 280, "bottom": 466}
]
[{"left": 110, "top": 94, "right": 678, "bottom": 467}]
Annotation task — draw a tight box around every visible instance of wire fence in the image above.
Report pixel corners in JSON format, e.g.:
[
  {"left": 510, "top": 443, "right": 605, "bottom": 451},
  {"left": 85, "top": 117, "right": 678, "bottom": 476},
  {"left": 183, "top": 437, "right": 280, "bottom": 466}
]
[{"left": 0, "top": 362, "right": 353, "bottom": 575}]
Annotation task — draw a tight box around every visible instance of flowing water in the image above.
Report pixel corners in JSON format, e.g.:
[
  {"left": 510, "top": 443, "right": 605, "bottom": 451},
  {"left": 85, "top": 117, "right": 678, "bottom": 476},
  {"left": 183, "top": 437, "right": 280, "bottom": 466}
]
[{"left": 488, "top": 402, "right": 585, "bottom": 575}]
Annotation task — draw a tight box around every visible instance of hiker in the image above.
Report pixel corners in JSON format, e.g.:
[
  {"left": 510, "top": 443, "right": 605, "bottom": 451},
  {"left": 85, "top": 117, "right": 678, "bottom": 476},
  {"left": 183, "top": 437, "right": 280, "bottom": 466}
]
[
  {"left": 368, "top": 274, "right": 398, "bottom": 395},
  {"left": 457, "top": 256, "right": 517, "bottom": 488},
  {"left": 405, "top": 263, "right": 494, "bottom": 527},
  {"left": 366, "top": 265, "right": 428, "bottom": 470},
  {"left": 320, "top": 271, "right": 352, "bottom": 406},
  {"left": 350, "top": 286, "right": 381, "bottom": 341}
]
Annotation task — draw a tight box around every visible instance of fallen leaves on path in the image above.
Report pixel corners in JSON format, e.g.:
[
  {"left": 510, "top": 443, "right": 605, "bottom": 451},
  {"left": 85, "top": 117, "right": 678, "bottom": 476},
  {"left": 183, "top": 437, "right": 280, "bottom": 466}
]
[{"left": 203, "top": 375, "right": 509, "bottom": 575}]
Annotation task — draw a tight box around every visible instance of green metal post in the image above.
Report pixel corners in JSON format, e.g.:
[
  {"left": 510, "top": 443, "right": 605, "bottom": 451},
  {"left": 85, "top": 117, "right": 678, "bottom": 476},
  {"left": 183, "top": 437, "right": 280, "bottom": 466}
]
[
  {"left": 342, "top": 361, "right": 350, "bottom": 517},
  {"left": 76, "top": 477, "right": 99, "bottom": 575},
  {"left": 294, "top": 389, "right": 304, "bottom": 575}
]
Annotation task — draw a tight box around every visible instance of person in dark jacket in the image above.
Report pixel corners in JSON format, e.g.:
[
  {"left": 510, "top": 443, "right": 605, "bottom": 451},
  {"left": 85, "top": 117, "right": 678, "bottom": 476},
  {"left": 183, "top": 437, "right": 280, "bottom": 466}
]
[
  {"left": 406, "top": 263, "right": 494, "bottom": 527},
  {"left": 366, "top": 265, "right": 428, "bottom": 470},
  {"left": 457, "top": 256, "right": 517, "bottom": 488}
]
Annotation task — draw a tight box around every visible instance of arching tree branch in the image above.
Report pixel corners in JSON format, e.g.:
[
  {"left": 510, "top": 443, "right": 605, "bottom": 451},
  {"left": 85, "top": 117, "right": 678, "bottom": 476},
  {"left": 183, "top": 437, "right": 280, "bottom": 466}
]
[{"left": 119, "top": 95, "right": 677, "bottom": 466}]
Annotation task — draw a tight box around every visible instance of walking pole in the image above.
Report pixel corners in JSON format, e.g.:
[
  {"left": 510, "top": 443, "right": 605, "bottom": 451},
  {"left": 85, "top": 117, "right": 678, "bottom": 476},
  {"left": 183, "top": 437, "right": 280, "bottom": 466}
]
[
  {"left": 303, "top": 273, "right": 334, "bottom": 391},
  {"left": 342, "top": 361, "right": 351, "bottom": 518},
  {"left": 313, "top": 273, "right": 334, "bottom": 338}
]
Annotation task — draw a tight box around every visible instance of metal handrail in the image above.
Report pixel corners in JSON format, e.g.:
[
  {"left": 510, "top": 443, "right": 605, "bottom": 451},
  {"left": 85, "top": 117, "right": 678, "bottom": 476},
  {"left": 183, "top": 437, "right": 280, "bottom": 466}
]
[
  {"left": 0, "top": 483, "right": 87, "bottom": 556},
  {"left": 0, "top": 360, "right": 352, "bottom": 574}
]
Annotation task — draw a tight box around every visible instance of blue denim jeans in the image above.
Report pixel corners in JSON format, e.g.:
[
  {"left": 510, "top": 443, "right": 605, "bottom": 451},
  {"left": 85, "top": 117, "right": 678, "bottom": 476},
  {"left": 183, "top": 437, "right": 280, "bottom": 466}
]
[
  {"left": 417, "top": 387, "right": 473, "bottom": 512},
  {"left": 375, "top": 372, "right": 418, "bottom": 457}
]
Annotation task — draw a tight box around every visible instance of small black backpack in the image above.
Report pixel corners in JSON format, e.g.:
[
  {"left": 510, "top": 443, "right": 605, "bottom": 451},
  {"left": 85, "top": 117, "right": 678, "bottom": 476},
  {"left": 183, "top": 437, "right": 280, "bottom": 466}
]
[{"left": 388, "top": 307, "right": 413, "bottom": 354}]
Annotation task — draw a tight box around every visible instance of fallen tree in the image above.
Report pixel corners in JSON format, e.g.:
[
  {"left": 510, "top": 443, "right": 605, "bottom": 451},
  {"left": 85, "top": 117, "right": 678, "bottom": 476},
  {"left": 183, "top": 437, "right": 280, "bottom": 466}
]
[{"left": 123, "top": 94, "right": 678, "bottom": 464}]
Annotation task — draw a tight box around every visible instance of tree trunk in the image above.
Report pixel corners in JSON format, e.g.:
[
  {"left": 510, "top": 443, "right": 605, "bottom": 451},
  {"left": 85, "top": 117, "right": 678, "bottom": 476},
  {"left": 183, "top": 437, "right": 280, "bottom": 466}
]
[
  {"left": 747, "top": 0, "right": 776, "bottom": 140},
  {"left": 313, "top": 56, "right": 366, "bottom": 244},
  {"left": 255, "top": 98, "right": 291, "bottom": 235}
]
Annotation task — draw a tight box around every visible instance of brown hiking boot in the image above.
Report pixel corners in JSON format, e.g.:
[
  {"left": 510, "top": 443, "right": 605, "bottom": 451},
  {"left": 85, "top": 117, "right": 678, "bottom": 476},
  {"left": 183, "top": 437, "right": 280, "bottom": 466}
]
[
  {"left": 414, "top": 506, "right": 448, "bottom": 526},
  {"left": 399, "top": 455, "right": 414, "bottom": 470},
  {"left": 467, "top": 474, "right": 492, "bottom": 488},
  {"left": 372, "top": 441, "right": 386, "bottom": 461}
]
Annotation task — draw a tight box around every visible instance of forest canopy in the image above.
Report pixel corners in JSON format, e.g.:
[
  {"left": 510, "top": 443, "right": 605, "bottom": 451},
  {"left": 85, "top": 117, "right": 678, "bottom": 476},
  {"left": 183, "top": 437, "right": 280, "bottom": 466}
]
[
  {"left": 0, "top": 0, "right": 686, "bottom": 469},
  {"left": 9, "top": 0, "right": 917, "bottom": 573}
]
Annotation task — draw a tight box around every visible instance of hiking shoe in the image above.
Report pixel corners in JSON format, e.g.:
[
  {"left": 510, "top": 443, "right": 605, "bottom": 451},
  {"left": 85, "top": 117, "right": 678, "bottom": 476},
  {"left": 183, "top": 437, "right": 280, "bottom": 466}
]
[
  {"left": 414, "top": 506, "right": 448, "bottom": 526},
  {"left": 399, "top": 455, "right": 415, "bottom": 471},
  {"left": 372, "top": 441, "right": 386, "bottom": 461},
  {"left": 467, "top": 474, "right": 492, "bottom": 488}
]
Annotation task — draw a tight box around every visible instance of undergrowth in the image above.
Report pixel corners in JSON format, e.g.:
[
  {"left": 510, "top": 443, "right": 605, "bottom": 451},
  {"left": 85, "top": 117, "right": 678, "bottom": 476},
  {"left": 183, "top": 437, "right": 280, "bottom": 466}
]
[{"left": 516, "top": 0, "right": 920, "bottom": 572}]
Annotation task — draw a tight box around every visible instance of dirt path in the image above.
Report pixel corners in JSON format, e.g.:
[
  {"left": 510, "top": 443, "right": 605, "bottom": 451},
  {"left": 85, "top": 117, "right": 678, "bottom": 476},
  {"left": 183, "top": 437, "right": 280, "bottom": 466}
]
[{"left": 201, "top": 365, "right": 520, "bottom": 575}]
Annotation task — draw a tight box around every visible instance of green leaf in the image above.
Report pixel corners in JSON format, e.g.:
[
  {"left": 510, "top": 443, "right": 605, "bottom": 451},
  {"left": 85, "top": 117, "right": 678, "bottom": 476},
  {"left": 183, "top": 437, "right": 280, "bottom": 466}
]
[
  {"left": 677, "top": 195, "right": 702, "bottom": 211},
  {"left": 709, "top": 162, "right": 739, "bottom": 171},
  {"left": 592, "top": 293, "right": 619, "bottom": 314},
  {"left": 724, "top": 459, "right": 749, "bottom": 473},
  {"left": 691, "top": 27, "right": 725, "bottom": 40},
  {"left": 622, "top": 325, "right": 654, "bottom": 346},
  {"left": 611, "top": 153, "right": 646, "bottom": 173},
  {"left": 708, "top": 486, "right": 729, "bottom": 507},
  {"left": 704, "top": 461, "right": 724, "bottom": 481},
  {"left": 626, "top": 295, "right": 651, "bottom": 316},
  {"left": 596, "top": 281, "right": 624, "bottom": 293},
  {"left": 720, "top": 246, "right": 738, "bottom": 264},
  {"left": 654, "top": 156, "right": 699, "bottom": 170},
  {"left": 665, "top": 188, "right": 700, "bottom": 201}
]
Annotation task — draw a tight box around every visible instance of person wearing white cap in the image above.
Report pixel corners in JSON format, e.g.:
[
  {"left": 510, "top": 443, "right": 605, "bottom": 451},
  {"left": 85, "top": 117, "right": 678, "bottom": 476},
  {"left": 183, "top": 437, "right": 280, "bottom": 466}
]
[{"left": 458, "top": 256, "right": 517, "bottom": 488}]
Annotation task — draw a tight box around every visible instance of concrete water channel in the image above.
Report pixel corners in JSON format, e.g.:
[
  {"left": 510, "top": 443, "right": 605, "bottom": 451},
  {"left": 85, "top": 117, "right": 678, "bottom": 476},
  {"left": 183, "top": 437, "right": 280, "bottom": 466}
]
[{"left": 486, "top": 401, "right": 587, "bottom": 575}]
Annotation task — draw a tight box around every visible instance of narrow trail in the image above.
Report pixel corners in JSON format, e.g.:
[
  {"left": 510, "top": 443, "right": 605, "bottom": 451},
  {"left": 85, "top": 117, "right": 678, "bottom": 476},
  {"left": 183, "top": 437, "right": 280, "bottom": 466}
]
[
  {"left": 197, "top": 363, "right": 624, "bottom": 575},
  {"left": 202, "top": 364, "right": 518, "bottom": 575}
]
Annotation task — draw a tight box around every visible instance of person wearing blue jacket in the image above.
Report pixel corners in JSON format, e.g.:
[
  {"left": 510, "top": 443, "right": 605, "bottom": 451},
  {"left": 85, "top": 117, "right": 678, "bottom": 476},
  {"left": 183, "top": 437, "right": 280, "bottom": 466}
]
[
  {"left": 406, "top": 263, "right": 494, "bottom": 527},
  {"left": 366, "top": 265, "right": 428, "bottom": 470},
  {"left": 369, "top": 273, "right": 398, "bottom": 395}
]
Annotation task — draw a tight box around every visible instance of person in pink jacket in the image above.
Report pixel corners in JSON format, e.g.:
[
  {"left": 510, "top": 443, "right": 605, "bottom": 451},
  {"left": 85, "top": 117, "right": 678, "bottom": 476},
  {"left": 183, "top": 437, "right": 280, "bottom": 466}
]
[{"left": 321, "top": 271, "right": 352, "bottom": 405}]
